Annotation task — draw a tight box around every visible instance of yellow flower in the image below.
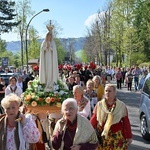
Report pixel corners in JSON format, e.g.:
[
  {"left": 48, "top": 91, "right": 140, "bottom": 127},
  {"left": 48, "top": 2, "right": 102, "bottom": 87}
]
[
  {"left": 56, "top": 102, "right": 62, "bottom": 108},
  {"left": 31, "top": 101, "right": 37, "bottom": 107},
  {"left": 25, "top": 95, "right": 32, "bottom": 102},
  {"left": 45, "top": 97, "right": 51, "bottom": 104},
  {"left": 31, "top": 93, "right": 35, "bottom": 98}
]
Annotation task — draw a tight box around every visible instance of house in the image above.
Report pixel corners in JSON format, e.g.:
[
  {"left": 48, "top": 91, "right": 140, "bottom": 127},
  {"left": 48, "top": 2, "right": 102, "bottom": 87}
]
[{"left": 28, "top": 59, "right": 39, "bottom": 68}]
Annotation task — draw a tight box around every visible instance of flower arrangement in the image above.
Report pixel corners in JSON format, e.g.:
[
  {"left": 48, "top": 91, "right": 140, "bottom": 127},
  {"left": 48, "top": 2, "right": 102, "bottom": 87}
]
[
  {"left": 23, "top": 77, "right": 72, "bottom": 107},
  {"left": 33, "top": 65, "right": 39, "bottom": 72}
]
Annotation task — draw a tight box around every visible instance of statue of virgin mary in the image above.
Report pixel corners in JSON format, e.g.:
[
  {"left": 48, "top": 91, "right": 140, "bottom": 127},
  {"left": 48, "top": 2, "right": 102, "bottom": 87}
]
[{"left": 39, "top": 22, "right": 59, "bottom": 92}]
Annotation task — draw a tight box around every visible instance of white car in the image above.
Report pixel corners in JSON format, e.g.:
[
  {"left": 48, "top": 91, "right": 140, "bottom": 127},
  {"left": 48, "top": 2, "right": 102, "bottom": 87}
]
[{"left": 139, "top": 73, "right": 150, "bottom": 140}]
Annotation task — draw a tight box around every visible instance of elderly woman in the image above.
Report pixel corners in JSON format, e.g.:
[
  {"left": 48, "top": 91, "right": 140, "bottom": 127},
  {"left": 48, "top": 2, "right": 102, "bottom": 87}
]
[
  {"left": 84, "top": 79, "right": 97, "bottom": 112},
  {"left": 92, "top": 75, "right": 104, "bottom": 101},
  {"left": 0, "top": 93, "right": 40, "bottom": 149},
  {"left": 90, "top": 84, "right": 132, "bottom": 150},
  {"left": 52, "top": 98, "right": 98, "bottom": 150},
  {"left": 73, "top": 85, "right": 91, "bottom": 118}
]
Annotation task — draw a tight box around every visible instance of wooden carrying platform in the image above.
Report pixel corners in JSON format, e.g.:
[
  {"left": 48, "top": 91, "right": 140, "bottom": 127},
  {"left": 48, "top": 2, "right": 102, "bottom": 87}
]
[{"left": 26, "top": 105, "right": 61, "bottom": 114}]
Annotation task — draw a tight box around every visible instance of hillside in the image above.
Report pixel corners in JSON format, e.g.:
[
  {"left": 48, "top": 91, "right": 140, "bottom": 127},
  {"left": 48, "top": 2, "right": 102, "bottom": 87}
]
[{"left": 6, "top": 37, "right": 86, "bottom": 54}]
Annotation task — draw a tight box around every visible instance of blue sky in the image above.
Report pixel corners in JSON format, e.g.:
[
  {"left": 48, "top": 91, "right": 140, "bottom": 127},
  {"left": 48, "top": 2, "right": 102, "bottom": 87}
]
[{"left": 1, "top": 0, "right": 109, "bottom": 41}]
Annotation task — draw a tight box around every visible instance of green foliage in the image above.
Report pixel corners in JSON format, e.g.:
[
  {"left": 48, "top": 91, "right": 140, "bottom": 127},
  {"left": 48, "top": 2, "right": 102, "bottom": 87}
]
[
  {"left": 23, "top": 78, "right": 72, "bottom": 106},
  {"left": 28, "top": 37, "right": 66, "bottom": 65},
  {"left": 0, "top": 51, "right": 13, "bottom": 66},
  {"left": 75, "top": 49, "right": 82, "bottom": 59},
  {"left": 0, "top": 39, "right": 7, "bottom": 53},
  {"left": 28, "top": 27, "right": 41, "bottom": 60},
  {"left": 133, "top": 0, "right": 150, "bottom": 60},
  {"left": 83, "top": 0, "right": 150, "bottom": 66},
  {"left": 13, "top": 53, "right": 21, "bottom": 68},
  {"left": 14, "top": 0, "right": 34, "bottom": 68},
  {"left": 0, "top": 39, "right": 22, "bottom": 67},
  {"left": 139, "top": 62, "right": 150, "bottom": 68},
  {"left": 55, "top": 38, "right": 66, "bottom": 64},
  {"left": 81, "top": 49, "right": 89, "bottom": 63},
  {"left": 121, "top": 52, "right": 147, "bottom": 67},
  {"left": 0, "top": 0, "right": 21, "bottom": 33}
]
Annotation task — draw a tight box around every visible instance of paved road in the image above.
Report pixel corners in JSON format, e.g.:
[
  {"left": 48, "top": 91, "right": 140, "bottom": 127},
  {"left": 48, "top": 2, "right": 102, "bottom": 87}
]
[{"left": 114, "top": 82, "right": 150, "bottom": 150}]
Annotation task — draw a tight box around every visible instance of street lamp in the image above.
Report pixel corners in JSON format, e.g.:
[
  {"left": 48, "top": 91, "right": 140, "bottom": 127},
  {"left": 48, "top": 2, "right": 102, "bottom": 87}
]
[{"left": 25, "top": 9, "right": 50, "bottom": 73}]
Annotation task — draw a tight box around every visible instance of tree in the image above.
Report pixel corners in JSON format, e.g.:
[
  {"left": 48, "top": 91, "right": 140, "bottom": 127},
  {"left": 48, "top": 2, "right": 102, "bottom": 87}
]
[
  {"left": 0, "top": 39, "right": 7, "bottom": 53},
  {"left": 55, "top": 38, "right": 66, "bottom": 64},
  {"left": 83, "top": 33, "right": 96, "bottom": 63},
  {"left": 81, "top": 50, "right": 89, "bottom": 63},
  {"left": 15, "top": 0, "right": 34, "bottom": 68},
  {"left": 110, "top": 0, "right": 150, "bottom": 66},
  {"left": 83, "top": 7, "right": 112, "bottom": 66},
  {"left": 0, "top": 39, "right": 20, "bottom": 67},
  {"left": 1, "top": 50, "right": 14, "bottom": 66},
  {"left": 28, "top": 27, "right": 40, "bottom": 60},
  {"left": 0, "top": 0, "right": 20, "bottom": 33},
  {"left": 133, "top": 0, "right": 150, "bottom": 61},
  {"left": 14, "top": 53, "right": 21, "bottom": 68},
  {"left": 83, "top": 0, "right": 150, "bottom": 66}
]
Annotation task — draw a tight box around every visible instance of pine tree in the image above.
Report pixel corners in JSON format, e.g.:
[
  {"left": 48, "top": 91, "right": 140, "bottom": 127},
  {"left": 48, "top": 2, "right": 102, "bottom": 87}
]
[{"left": 0, "top": 0, "right": 21, "bottom": 33}]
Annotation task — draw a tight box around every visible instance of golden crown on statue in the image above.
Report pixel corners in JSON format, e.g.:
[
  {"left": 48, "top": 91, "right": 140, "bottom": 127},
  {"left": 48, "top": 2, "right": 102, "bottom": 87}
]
[{"left": 46, "top": 20, "right": 54, "bottom": 33}]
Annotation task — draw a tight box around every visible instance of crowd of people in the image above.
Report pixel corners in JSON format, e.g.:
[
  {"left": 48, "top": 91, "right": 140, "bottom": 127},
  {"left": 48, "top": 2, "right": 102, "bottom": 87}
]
[
  {"left": 62, "top": 64, "right": 149, "bottom": 92},
  {"left": 0, "top": 63, "right": 149, "bottom": 150}
]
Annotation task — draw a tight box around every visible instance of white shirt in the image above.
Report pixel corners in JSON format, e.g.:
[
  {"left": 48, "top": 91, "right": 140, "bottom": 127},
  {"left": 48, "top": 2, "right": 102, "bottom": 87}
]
[{"left": 5, "top": 85, "right": 22, "bottom": 97}]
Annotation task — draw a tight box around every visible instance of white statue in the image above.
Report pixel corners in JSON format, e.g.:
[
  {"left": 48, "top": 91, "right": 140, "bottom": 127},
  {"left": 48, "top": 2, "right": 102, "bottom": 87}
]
[{"left": 39, "top": 21, "right": 59, "bottom": 92}]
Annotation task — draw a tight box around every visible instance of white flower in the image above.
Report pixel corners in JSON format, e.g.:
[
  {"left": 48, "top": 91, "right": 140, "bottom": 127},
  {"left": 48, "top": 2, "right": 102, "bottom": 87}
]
[
  {"left": 28, "top": 85, "right": 32, "bottom": 89},
  {"left": 59, "top": 90, "right": 65, "bottom": 96},
  {"left": 53, "top": 84, "right": 59, "bottom": 91},
  {"left": 54, "top": 91, "right": 58, "bottom": 94},
  {"left": 38, "top": 85, "right": 42, "bottom": 91},
  {"left": 34, "top": 85, "right": 38, "bottom": 88}
]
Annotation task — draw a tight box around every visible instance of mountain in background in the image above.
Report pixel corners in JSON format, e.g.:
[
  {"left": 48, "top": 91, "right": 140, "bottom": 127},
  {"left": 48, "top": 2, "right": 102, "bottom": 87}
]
[{"left": 6, "top": 37, "right": 86, "bottom": 54}]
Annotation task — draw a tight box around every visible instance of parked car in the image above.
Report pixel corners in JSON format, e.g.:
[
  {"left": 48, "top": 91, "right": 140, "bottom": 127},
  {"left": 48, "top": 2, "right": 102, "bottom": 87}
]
[
  {"left": 139, "top": 73, "right": 150, "bottom": 140},
  {"left": 0, "top": 73, "right": 14, "bottom": 86}
]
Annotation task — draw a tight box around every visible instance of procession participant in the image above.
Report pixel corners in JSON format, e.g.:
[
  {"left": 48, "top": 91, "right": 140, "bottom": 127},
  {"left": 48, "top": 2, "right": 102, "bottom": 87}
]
[
  {"left": 0, "top": 81, "right": 5, "bottom": 114},
  {"left": 105, "top": 66, "right": 113, "bottom": 83},
  {"left": 0, "top": 78, "right": 5, "bottom": 102},
  {"left": 84, "top": 79, "right": 97, "bottom": 112},
  {"left": 92, "top": 75, "right": 104, "bottom": 101},
  {"left": 121, "top": 67, "right": 127, "bottom": 85},
  {"left": 138, "top": 69, "right": 148, "bottom": 90},
  {"left": 74, "top": 74, "right": 85, "bottom": 89},
  {"left": 52, "top": 98, "right": 98, "bottom": 150},
  {"left": 0, "top": 66, "right": 4, "bottom": 73},
  {"left": 5, "top": 76, "right": 22, "bottom": 97},
  {"left": 115, "top": 67, "right": 122, "bottom": 89},
  {"left": 132, "top": 66, "right": 141, "bottom": 91},
  {"left": 125, "top": 69, "right": 133, "bottom": 91},
  {"left": 16, "top": 75, "right": 23, "bottom": 91},
  {"left": 0, "top": 93, "right": 40, "bottom": 149},
  {"left": 90, "top": 84, "right": 132, "bottom": 150},
  {"left": 67, "top": 76, "right": 77, "bottom": 91},
  {"left": 73, "top": 85, "right": 91, "bottom": 118},
  {"left": 85, "top": 66, "right": 94, "bottom": 83}
]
